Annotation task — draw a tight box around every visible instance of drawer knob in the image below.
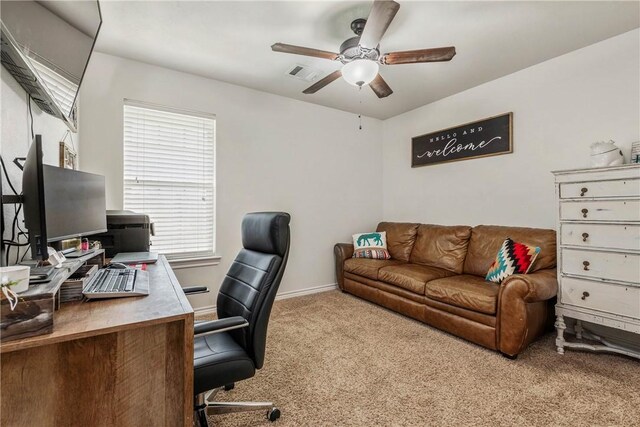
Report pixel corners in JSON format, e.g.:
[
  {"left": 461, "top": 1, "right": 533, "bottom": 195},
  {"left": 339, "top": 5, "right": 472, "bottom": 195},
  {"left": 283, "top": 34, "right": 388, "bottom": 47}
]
[
  {"left": 582, "top": 232, "right": 589, "bottom": 242},
  {"left": 580, "top": 187, "right": 588, "bottom": 196},
  {"left": 583, "top": 260, "right": 590, "bottom": 271},
  {"left": 581, "top": 208, "right": 588, "bottom": 218},
  {"left": 581, "top": 291, "right": 590, "bottom": 300}
]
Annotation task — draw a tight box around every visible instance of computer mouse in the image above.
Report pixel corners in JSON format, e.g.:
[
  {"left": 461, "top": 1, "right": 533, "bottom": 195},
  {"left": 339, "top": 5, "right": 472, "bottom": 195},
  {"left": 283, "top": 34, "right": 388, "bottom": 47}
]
[{"left": 109, "top": 262, "right": 129, "bottom": 269}]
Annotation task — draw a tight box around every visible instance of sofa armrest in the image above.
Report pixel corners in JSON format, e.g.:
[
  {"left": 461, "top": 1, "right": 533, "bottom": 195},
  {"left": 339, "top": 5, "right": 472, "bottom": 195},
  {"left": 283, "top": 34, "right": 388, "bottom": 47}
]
[
  {"left": 334, "top": 243, "right": 354, "bottom": 290},
  {"left": 497, "top": 269, "right": 558, "bottom": 356},
  {"left": 500, "top": 269, "right": 558, "bottom": 303}
]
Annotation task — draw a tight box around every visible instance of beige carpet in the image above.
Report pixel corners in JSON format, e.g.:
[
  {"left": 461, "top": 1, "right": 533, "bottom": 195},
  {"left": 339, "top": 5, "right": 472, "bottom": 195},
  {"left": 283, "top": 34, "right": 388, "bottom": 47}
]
[{"left": 200, "top": 290, "right": 640, "bottom": 426}]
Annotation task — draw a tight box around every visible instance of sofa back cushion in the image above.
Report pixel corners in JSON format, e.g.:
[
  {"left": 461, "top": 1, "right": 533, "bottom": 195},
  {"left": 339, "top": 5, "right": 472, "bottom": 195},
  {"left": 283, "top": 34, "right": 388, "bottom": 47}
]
[
  {"left": 463, "top": 225, "right": 557, "bottom": 277},
  {"left": 409, "top": 225, "right": 472, "bottom": 273},
  {"left": 376, "top": 222, "right": 420, "bottom": 262}
]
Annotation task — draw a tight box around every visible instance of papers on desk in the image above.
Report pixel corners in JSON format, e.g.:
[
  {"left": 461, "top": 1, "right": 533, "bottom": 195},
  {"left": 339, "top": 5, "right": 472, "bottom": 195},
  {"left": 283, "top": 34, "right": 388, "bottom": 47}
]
[{"left": 60, "top": 264, "right": 98, "bottom": 303}]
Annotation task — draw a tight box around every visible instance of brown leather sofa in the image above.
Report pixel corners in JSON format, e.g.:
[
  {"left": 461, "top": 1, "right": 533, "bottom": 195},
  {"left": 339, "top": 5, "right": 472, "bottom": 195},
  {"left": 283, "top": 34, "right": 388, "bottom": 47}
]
[{"left": 334, "top": 223, "right": 558, "bottom": 357}]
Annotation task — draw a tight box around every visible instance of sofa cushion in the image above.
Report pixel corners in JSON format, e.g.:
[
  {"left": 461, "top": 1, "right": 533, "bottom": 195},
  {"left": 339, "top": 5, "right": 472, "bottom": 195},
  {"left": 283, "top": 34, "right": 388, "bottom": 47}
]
[
  {"left": 343, "top": 258, "right": 404, "bottom": 281},
  {"left": 376, "top": 222, "right": 420, "bottom": 261},
  {"left": 409, "top": 225, "right": 472, "bottom": 273},
  {"left": 379, "top": 264, "right": 455, "bottom": 294},
  {"left": 463, "top": 225, "right": 556, "bottom": 277},
  {"left": 425, "top": 275, "right": 499, "bottom": 315}
]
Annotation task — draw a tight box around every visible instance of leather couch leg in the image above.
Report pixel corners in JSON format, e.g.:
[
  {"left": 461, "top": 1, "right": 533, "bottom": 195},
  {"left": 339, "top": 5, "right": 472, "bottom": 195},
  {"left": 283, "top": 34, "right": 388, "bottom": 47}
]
[{"left": 501, "top": 352, "right": 518, "bottom": 360}]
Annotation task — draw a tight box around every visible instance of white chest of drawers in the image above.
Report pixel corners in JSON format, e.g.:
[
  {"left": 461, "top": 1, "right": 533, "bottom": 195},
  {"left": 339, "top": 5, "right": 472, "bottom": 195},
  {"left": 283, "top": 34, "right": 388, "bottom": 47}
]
[{"left": 553, "top": 164, "right": 640, "bottom": 359}]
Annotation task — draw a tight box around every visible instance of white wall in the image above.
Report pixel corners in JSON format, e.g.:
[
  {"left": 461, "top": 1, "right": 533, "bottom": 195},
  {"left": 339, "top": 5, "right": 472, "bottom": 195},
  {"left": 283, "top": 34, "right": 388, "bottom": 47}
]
[
  {"left": 382, "top": 29, "right": 640, "bottom": 229},
  {"left": 1, "top": 68, "right": 77, "bottom": 261},
  {"left": 78, "top": 52, "right": 383, "bottom": 310}
]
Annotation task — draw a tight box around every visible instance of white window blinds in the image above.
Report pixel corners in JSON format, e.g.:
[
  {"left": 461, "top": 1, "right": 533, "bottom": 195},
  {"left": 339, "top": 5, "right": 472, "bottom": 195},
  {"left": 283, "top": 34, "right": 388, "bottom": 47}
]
[{"left": 123, "top": 100, "right": 216, "bottom": 260}]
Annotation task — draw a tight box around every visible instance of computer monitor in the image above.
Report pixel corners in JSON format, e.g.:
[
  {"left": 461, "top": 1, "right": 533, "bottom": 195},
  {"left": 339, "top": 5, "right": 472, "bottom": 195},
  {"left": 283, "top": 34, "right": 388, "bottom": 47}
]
[{"left": 22, "top": 135, "right": 107, "bottom": 260}]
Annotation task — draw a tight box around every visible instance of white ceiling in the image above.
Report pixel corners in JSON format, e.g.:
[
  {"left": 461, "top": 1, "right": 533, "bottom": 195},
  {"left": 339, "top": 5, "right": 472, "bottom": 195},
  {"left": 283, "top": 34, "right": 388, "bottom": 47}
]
[
  {"left": 38, "top": 0, "right": 101, "bottom": 37},
  {"left": 95, "top": 1, "right": 640, "bottom": 120}
]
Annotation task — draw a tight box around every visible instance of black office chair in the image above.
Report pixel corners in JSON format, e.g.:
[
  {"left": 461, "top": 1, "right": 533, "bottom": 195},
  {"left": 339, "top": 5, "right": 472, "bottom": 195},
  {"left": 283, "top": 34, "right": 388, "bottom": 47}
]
[{"left": 184, "top": 212, "right": 290, "bottom": 426}]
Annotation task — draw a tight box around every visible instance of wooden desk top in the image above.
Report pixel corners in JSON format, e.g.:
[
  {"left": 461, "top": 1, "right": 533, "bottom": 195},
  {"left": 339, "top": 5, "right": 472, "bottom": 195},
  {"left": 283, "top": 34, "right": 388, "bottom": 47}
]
[{"left": 0, "top": 255, "right": 193, "bottom": 353}]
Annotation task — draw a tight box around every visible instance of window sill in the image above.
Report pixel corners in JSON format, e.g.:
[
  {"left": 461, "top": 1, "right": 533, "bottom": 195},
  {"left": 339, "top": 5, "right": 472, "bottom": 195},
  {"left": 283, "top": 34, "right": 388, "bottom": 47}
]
[{"left": 168, "top": 256, "right": 221, "bottom": 270}]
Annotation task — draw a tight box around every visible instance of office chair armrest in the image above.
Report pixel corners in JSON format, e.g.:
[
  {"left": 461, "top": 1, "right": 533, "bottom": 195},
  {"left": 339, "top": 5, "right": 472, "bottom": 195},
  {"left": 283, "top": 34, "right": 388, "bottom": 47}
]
[
  {"left": 182, "top": 286, "right": 210, "bottom": 295},
  {"left": 194, "top": 316, "right": 249, "bottom": 337}
]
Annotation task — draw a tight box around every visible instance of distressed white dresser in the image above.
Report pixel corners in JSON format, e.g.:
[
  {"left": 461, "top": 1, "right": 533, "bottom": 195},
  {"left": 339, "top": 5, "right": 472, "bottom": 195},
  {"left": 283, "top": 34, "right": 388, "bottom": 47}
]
[{"left": 553, "top": 164, "right": 640, "bottom": 359}]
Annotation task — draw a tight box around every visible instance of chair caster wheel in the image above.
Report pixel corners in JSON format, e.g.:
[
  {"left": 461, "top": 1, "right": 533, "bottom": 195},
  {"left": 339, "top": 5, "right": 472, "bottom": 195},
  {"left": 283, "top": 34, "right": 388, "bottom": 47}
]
[
  {"left": 267, "top": 407, "right": 281, "bottom": 422},
  {"left": 223, "top": 383, "right": 235, "bottom": 391}
]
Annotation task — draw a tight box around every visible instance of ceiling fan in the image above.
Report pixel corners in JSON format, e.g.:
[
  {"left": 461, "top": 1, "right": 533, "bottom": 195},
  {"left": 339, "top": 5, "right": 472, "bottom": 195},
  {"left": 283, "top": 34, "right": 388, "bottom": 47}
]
[{"left": 271, "top": 0, "right": 456, "bottom": 98}]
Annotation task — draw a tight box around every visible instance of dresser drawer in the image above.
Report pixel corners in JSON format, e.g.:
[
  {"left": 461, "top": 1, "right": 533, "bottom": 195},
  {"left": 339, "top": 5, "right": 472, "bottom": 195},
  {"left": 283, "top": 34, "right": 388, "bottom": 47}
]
[
  {"left": 560, "top": 200, "right": 640, "bottom": 222},
  {"left": 561, "top": 224, "right": 640, "bottom": 251},
  {"left": 560, "top": 277, "right": 640, "bottom": 319},
  {"left": 562, "top": 248, "right": 640, "bottom": 284},
  {"left": 560, "top": 179, "right": 640, "bottom": 199}
]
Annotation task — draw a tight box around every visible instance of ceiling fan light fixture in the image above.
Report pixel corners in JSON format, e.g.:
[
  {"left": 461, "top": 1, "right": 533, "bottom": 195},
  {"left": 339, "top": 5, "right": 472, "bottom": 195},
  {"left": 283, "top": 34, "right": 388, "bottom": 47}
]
[{"left": 341, "top": 59, "right": 379, "bottom": 87}]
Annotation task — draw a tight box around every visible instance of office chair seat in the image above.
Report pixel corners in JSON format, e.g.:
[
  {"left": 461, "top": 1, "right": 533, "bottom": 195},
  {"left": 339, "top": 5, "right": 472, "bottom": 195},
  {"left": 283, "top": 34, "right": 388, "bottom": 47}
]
[{"left": 194, "top": 331, "right": 256, "bottom": 395}]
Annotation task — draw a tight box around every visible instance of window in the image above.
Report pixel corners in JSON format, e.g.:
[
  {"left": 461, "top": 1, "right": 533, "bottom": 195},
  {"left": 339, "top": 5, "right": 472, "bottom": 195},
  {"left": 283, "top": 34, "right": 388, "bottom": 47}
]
[{"left": 123, "top": 100, "right": 216, "bottom": 260}]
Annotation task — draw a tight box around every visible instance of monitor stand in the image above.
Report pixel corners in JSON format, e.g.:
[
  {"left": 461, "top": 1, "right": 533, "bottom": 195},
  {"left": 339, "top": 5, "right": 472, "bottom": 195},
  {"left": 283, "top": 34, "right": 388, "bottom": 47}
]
[{"left": 64, "top": 248, "right": 96, "bottom": 258}]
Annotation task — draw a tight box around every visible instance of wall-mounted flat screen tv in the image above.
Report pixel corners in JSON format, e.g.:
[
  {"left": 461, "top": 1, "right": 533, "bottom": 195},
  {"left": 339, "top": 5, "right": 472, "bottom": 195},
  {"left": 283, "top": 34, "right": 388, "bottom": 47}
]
[{"left": 0, "top": 1, "right": 102, "bottom": 130}]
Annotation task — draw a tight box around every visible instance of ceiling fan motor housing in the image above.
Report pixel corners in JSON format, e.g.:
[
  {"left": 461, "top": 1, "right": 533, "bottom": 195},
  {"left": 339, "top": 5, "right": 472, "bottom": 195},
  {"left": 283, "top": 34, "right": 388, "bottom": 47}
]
[{"left": 338, "top": 28, "right": 380, "bottom": 64}]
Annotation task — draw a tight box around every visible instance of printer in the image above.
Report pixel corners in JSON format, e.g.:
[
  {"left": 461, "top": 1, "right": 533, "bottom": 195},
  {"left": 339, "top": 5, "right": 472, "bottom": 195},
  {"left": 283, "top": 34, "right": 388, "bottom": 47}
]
[{"left": 92, "top": 210, "right": 154, "bottom": 258}]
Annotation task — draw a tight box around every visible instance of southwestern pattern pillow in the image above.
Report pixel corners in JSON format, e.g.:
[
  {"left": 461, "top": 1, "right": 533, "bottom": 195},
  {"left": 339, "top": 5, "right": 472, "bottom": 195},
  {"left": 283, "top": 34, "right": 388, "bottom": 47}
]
[
  {"left": 486, "top": 238, "right": 540, "bottom": 284},
  {"left": 352, "top": 231, "right": 391, "bottom": 259}
]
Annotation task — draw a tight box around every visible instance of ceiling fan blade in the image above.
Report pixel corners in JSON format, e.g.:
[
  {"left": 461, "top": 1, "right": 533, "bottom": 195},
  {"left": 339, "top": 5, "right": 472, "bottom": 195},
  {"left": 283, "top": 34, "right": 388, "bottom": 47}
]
[
  {"left": 382, "top": 47, "right": 456, "bottom": 65},
  {"left": 271, "top": 43, "right": 339, "bottom": 61},
  {"left": 303, "top": 70, "right": 342, "bottom": 94},
  {"left": 369, "top": 74, "right": 393, "bottom": 98},
  {"left": 359, "top": 0, "right": 401, "bottom": 49}
]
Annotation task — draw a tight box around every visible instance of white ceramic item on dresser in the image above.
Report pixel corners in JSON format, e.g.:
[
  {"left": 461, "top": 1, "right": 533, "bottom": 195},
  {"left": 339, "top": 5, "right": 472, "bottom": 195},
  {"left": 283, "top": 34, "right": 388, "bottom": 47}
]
[
  {"left": 590, "top": 141, "right": 624, "bottom": 167},
  {"left": 553, "top": 163, "right": 640, "bottom": 359}
]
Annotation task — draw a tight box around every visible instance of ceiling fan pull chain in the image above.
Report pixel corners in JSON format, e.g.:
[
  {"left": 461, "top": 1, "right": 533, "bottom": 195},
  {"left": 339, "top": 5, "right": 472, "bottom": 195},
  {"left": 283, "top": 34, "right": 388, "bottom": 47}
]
[{"left": 358, "top": 86, "right": 363, "bottom": 130}]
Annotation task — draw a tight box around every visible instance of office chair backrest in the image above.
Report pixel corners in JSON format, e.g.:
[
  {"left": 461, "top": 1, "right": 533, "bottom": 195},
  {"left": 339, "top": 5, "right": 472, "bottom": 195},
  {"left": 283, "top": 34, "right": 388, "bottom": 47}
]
[{"left": 216, "top": 212, "right": 290, "bottom": 369}]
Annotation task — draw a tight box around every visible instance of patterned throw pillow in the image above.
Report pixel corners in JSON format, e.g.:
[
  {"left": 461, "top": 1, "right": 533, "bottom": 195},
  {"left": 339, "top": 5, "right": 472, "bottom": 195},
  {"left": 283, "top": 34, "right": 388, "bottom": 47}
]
[
  {"left": 352, "top": 231, "right": 391, "bottom": 259},
  {"left": 485, "top": 238, "right": 540, "bottom": 284}
]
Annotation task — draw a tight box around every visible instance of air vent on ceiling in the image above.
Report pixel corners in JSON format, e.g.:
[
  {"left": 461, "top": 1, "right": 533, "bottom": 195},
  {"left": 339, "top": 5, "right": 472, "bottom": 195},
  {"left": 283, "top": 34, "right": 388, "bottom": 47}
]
[{"left": 285, "top": 64, "right": 320, "bottom": 82}]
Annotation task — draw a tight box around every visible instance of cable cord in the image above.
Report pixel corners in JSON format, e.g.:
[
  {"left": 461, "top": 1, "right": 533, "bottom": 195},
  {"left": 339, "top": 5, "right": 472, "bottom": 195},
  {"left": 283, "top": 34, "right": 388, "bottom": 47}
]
[
  {"left": 0, "top": 156, "right": 19, "bottom": 195},
  {"left": 1, "top": 155, "right": 30, "bottom": 264}
]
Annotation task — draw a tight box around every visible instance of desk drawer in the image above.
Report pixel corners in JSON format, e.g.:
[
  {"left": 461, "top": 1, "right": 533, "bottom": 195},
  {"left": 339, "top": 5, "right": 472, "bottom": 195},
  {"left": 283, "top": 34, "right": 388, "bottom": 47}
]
[
  {"left": 560, "top": 179, "right": 640, "bottom": 199},
  {"left": 562, "top": 249, "right": 640, "bottom": 284},
  {"left": 561, "top": 277, "right": 640, "bottom": 319},
  {"left": 560, "top": 200, "right": 640, "bottom": 222},
  {"left": 561, "top": 223, "right": 640, "bottom": 251}
]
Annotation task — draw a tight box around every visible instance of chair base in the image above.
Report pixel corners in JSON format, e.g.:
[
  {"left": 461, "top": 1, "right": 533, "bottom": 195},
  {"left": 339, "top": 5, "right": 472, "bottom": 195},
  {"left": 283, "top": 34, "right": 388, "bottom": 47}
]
[{"left": 194, "top": 387, "right": 281, "bottom": 426}]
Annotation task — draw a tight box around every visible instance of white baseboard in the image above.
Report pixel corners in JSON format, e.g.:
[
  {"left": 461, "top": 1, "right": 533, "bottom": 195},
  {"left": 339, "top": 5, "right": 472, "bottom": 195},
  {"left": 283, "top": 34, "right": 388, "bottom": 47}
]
[
  {"left": 193, "top": 283, "right": 337, "bottom": 316},
  {"left": 275, "top": 282, "right": 338, "bottom": 301}
]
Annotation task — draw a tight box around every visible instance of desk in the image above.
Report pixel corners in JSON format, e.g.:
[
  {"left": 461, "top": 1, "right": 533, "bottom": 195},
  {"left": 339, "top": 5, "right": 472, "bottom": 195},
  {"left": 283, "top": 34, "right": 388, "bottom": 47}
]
[{"left": 0, "top": 256, "right": 194, "bottom": 426}]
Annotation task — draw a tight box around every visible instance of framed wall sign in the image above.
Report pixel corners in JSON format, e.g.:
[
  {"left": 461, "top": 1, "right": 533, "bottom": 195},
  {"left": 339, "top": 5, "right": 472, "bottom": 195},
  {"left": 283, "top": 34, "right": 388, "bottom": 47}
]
[
  {"left": 411, "top": 112, "right": 513, "bottom": 167},
  {"left": 59, "top": 141, "right": 77, "bottom": 170}
]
